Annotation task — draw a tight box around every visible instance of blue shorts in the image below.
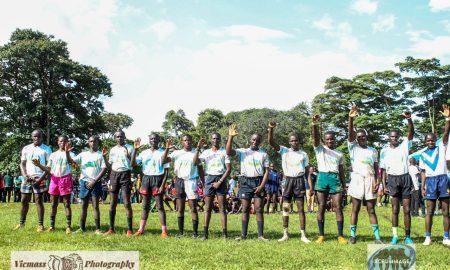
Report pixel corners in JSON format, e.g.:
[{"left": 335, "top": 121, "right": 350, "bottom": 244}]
[
  {"left": 79, "top": 179, "right": 102, "bottom": 199},
  {"left": 425, "top": 174, "right": 450, "bottom": 200},
  {"left": 204, "top": 175, "right": 227, "bottom": 197}
]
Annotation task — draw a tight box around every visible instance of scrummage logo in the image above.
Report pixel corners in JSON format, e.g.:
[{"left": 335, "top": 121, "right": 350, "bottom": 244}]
[
  {"left": 48, "top": 253, "right": 83, "bottom": 270},
  {"left": 368, "top": 245, "right": 416, "bottom": 270}
]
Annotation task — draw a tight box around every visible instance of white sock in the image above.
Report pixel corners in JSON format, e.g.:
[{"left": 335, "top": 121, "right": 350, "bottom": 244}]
[{"left": 300, "top": 229, "right": 306, "bottom": 238}]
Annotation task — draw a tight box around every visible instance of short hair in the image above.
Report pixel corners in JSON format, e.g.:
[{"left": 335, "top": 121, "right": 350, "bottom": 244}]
[
  {"left": 58, "top": 135, "right": 68, "bottom": 141},
  {"left": 211, "top": 132, "right": 221, "bottom": 138},
  {"left": 149, "top": 133, "right": 160, "bottom": 139},
  {"left": 424, "top": 133, "right": 437, "bottom": 140},
  {"left": 89, "top": 135, "right": 100, "bottom": 142},
  {"left": 251, "top": 133, "right": 262, "bottom": 140},
  {"left": 356, "top": 129, "right": 367, "bottom": 136},
  {"left": 324, "top": 130, "right": 335, "bottom": 137},
  {"left": 389, "top": 129, "right": 400, "bottom": 136},
  {"left": 181, "top": 134, "right": 192, "bottom": 140},
  {"left": 288, "top": 132, "right": 300, "bottom": 140},
  {"left": 115, "top": 129, "right": 125, "bottom": 136},
  {"left": 31, "top": 129, "right": 43, "bottom": 136}
]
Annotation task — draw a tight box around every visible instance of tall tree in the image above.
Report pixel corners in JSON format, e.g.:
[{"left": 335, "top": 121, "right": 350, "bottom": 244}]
[
  {"left": 196, "top": 109, "right": 225, "bottom": 138},
  {"left": 162, "top": 109, "right": 195, "bottom": 137},
  {"left": 101, "top": 112, "right": 134, "bottom": 139}
]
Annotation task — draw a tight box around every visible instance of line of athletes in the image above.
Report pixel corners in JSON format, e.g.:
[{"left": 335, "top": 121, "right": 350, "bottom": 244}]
[{"left": 14, "top": 105, "right": 450, "bottom": 246}]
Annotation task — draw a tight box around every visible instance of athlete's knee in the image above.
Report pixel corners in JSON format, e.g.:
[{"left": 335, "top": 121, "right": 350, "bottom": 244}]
[{"left": 367, "top": 207, "right": 376, "bottom": 216}]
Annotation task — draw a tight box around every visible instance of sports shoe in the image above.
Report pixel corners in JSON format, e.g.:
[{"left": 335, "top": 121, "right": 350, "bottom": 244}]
[
  {"left": 126, "top": 230, "right": 133, "bottom": 237},
  {"left": 235, "top": 236, "right": 246, "bottom": 241},
  {"left": 315, "top": 236, "right": 325, "bottom": 244},
  {"left": 103, "top": 229, "right": 115, "bottom": 235},
  {"left": 348, "top": 236, "right": 356, "bottom": 244},
  {"left": 14, "top": 224, "right": 25, "bottom": 230},
  {"left": 192, "top": 233, "right": 199, "bottom": 239},
  {"left": 161, "top": 231, "right": 168, "bottom": 238},
  {"left": 278, "top": 234, "right": 289, "bottom": 242},
  {"left": 74, "top": 228, "right": 86, "bottom": 234},
  {"left": 404, "top": 237, "right": 414, "bottom": 245},
  {"left": 258, "top": 236, "right": 269, "bottom": 242},
  {"left": 133, "top": 230, "right": 144, "bottom": 236},
  {"left": 443, "top": 238, "right": 450, "bottom": 246},
  {"left": 65, "top": 227, "right": 72, "bottom": 234},
  {"left": 222, "top": 232, "right": 227, "bottom": 239},
  {"left": 422, "top": 237, "right": 431, "bottom": 246},
  {"left": 47, "top": 227, "right": 55, "bottom": 232},
  {"left": 94, "top": 229, "right": 103, "bottom": 235},
  {"left": 300, "top": 236, "right": 311, "bottom": 243},
  {"left": 175, "top": 232, "right": 184, "bottom": 238},
  {"left": 390, "top": 236, "right": 399, "bottom": 245},
  {"left": 36, "top": 225, "right": 45, "bottom": 232},
  {"left": 374, "top": 239, "right": 384, "bottom": 244},
  {"left": 338, "top": 236, "right": 347, "bottom": 244}
]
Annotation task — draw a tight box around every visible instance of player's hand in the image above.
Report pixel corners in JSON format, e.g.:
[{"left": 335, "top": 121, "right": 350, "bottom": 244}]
[
  {"left": 86, "top": 180, "right": 95, "bottom": 189},
  {"left": 165, "top": 138, "right": 174, "bottom": 149},
  {"left": 309, "top": 187, "right": 314, "bottom": 194},
  {"left": 212, "top": 181, "right": 221, "bottom": 190},
  {"left": 268, "top": 121, "right": 276, "bottom": 129},
  {"left": 31, "top": 159, "right": 40, "bottom": 166},
  {"left": 383, "top": 186, "right": 389, "bottom": 194},
  {"left": 372, "top": 182, "right": 379, "bottom": 194},
  {"left": 158, "top": 185, "right": 165, "bottom": 195},
  {"left": 254, "top": 185, "right": 263, "bottom": 194},
  {"left": 402, "top": 111, "right": 412, "bottom": 119},
  {"left": 440, "top": 104, "right": 450, "bottom": 118},
  {"left": 64, "top": 142, "right": 74, "bottom": 152},
  {"left": 102, "top": 147, "right": 108, "bottom": 156},
  {"left": 422, "top": 186, "right": 426, "bottom": 197},
  {"left": 228, "top": 124, "right": 238, "bottom": 137},
  {"left": 134, "top": 138, "right": 141, "bottom": 150},
  {"left": 312, "top": 114, "right": 320, "bottom": 123},
  {"left": 349, "top": 105, "right": 359, "bottom": 118},
  {"left": 197, "top": 138, "right": 206, "bottom": 149}
]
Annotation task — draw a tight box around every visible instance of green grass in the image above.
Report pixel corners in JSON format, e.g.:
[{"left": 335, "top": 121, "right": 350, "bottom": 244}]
[{"left": 0, "top": 202, "right": 448, "bottom": 269}]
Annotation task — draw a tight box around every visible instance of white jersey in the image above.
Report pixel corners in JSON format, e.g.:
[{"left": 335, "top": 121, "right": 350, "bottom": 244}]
[
  {"left": 419, "top": 143, "right": 448, "bottom": 177},
  {"left": 170, "top": 149, "right": 198, "bottom": 179},
  {"left": 236, "top": 148, "right": 269, "bottom": 177},
  {"left": 136, "top": 148, "right": 170, "bottom": 176},
  {"left": 314, "top": 145, "right": 343, "bottom": 173},
  {"left": 73, "top": 151, "right": 106, "bottom": 181},
  {"left": 199, "top": 148, "right": 230, "bottom": 176},
  {"left": 278, "top": 146, "right": 309, "bottom": 177},
  {"left": 379, "top": 138, "right": 411, "bottom": 175},
  {"left": 408, "top": 165, "right": 421, "bottom": 191},
  {"left": 20, "top": 143, "right": 52, "bottom": 178},
  {"left": 347, "top": 141, "right": 378, "bottom": 176},
  {"left": 108, "top": 144, "right": 134, "bottom": 172},
  {"left": 47, "top": 150, "right": 75, "bottom": 177}
]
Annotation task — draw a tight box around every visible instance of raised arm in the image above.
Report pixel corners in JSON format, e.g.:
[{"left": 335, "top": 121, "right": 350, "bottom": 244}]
[
  {"left": 348, "top": 105, "right": 358, "bottom": 142},
  {"left": 162, "top": 138, "right": 173, "bottom": 163},
  {"left": 64, "top": 142, "right": 77, "bottom": 168},
  {"left": 311, "top": 115, "right": 321, "bottom": 147},
  {"left": 102, "top": 147, "right": 111, "bottom": 169},
  {"left": 226, "top": 124, "right": 238, "bottom": 156},
  {"left": 441, "top": 104, "right": 450, "bottom": 145},
  {"left": 193, "top": 138, "right": 206, "bottom": 165},
  {"left": 403, "top": 111, "right": 414, "bottom": 141},
  {"left": 267, "top": 121, "right": 280, "bottom": 152},
  {"left": 130, "top": 138, "right": 141, "bottom": 167}
]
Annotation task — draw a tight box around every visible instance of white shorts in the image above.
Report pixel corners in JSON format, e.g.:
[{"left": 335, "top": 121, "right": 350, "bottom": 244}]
[
  {"left": 184, "top": 179, "right": 198, "bottom": 200},
  {"left": 348, "top": 173, "right": 377, "bottom": 200}
]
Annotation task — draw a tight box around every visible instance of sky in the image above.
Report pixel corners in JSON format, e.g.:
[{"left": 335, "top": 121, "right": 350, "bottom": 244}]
[{"left": 1, "top": 0, "right": 450, "bottom": 139}]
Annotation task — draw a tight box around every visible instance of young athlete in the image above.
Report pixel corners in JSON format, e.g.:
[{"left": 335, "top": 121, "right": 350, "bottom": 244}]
[
  {"left": 193, "top": 133, "right": 231, "bottom": 240},
  {"left": 66, "top": 136, "right": 107, "bottom": 234},
  {"left": 226, "top": 124, "right": 270, "bottom": 241},
  {"left": 346, "top": 106, "right": 382, "bottom": 244},
  {"left": 167, "top": 134, "right": 201, "bottom": 237},
  {"left": 104, "top": 130, "right": 135, "bottom": 236},
  {"left": 268, "top": 121, "right": 311, "bottom": 243},
  {"left": 265, "top": 163, "right": 281, "bottom": 214},
  {"left": 420, "top": 104, "right": 450, "bottom": 246},
  {"left": 380, "top": 111, "right": 415, "bottom": 244},
  {"left": 132, "top": 133, "right": 171, "bottom": 237},
  {"left": 15, "top": 130, "right": 51, "bottom": 232},
  {"left": 311, "top": 115, "right": 347, "bottom": 244}
]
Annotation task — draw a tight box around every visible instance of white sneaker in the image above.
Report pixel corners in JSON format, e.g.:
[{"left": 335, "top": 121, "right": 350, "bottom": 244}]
[
  {"left": 443, "top": 238, "right": 450, "bottom": 246},
  {"left": 301, "top": 236, "right": 311, "bottom": 243},
  {"left": 422, "top": 237, "right": 432, "bottom": 246},
  {"left": 278, "top": 234, "right": 289, "bottom": 242}
]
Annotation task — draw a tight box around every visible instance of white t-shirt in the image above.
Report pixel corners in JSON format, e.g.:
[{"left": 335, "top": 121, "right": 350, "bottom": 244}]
[
  {"left": 20, "top": 143, "right": 52, "bottom": 177},
  {"left": 379, "top": 138, "right": 411, "bottom": 175},
  {"left": 73, "top": 151, "right": 106, "bottom": 181},
  {"left": 347, "top": 141, "right": 378, "bottom": 176},
  {"left": 278, "top": 146, "right": 309, "bottom": 177},
  {"left": 47, "top": 150, "right": 75, "bottom": 177},
  {"left": 199, "top": 148, "right": 230, "bottom": 176},
  {"left": 236, "top": 148, "right": 269, "bottom": 177},
  {"left": 136, "top": 148, "right": 170, "bottom": 176},
  {"left": 419, "top": 143, "right": 448, "bottom": 177},
  {"left": 314, "top": 145, "right": 343, "bottom": 173},
  {"left": 108, "top": 144, "right": 134, "bottom": 172},
  {"left": 170, "top": 149, "right": 198, "bottom": 179},
  {"left": 446, "top": 142, "right": 450, "bottom": 161},
  {"left": 408, "top": 165, "right": 421, "bottom": 191}
]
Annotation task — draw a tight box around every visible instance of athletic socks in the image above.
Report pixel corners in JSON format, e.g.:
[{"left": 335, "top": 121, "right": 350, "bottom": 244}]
[
  {"left": 425, "top": 231, "right": 431, "bottom": 237},
  {"left": 177, "top": 216, "right": 184, "bottom": 234},
  {"left": 350, "top": 225, "right": 357, "bottom": 238},
  {"left": 300, "top": 229, "right": 306, "bottom": 238},
  {"left": 337, "top": 221, "right": 344, "bottom": 237},
  {"left": 203, "top": 226, "right": 209, "bottom": 238},
  {"left": 317, "top": 220, "right": 324, "bottom": 236},
  {"left": 222, "top": 228, "right": 227, "bottom": 238},
  {"left": 38, "top": 218, "right": 43, "bottom": 226},
  {"left": 392, "top": 227, "right": 398, "bottom": 237},
  {"left": 50, "top": 216, "right": 56, "bottom": 228},
  {"left": 371, "top": 224, "right": 380, "bottom": 240},
  {"left": 257, "top": 221, "right": 264, "bottom": 237},
  {"left": 66, "top": 215, "right": 71, "bottom": 228},
  {"left": 20, "top": 218, "right": 25, "bottom": 225},
  {"left": 192, "top": 219, "right": 199, "bottom": 235},
  {"left": 405, "top": 229, "right": 411, "bottom": 238},
  {"left": 241, "top": 219, "right": 249, "bottom": 237},
  {"left": 95, "top": 218, "right": 100, "bottom": 230},
  {"left": 109, "top": 210, "right": 116, "bottom": 230},
  {"left": 80, "top": 218, "right": 86, "bottom": 231},
  {"left": 161, "top": 225, "right": 167, "bottom": 233},
  {"left": 444, "top": 231, "right": 449, "bottom": 239},
  {"left": 282, "top": 216, "right": 289, "bottom": 228},
  {"left": 127, "top": 217, "right": 133, "bottom": 231}
]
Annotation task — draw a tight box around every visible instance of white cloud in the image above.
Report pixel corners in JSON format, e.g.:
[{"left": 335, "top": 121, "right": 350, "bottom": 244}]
[
  {"left": 372, "top": 14, "right": 396, "bottom": 32},
  {"left": 406, "top": 30, "right": 432, "bottom": 42},
  {"left": 145, "top": 20, "right": 177, "bottom": 41},
  {"left": 429, "top": 0, "right": 450, "bottom": 12},
  {"left": 441, "top": 20, "right": 450, "bottom": 32},
  {"left": 350, "top": 0, "right": 378, "bottom": 15},
  {"left": 313, "top": 14, "right": 333, "bottom": 31},
  {"left": 410, "top": 35, "right": 450, "bottom": 57},
  {"left": 313, "top": 17, "right": 360, "bottom": 52},
  {"left": 208, "top": 25, "right": 292, "bottom": 42}
]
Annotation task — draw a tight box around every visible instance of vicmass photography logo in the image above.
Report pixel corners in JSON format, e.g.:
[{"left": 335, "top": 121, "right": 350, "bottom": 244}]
[
  {"left": 11, "top": 251, "right": 139, "bottom": 270},
  {"left": 367, "top": 244, "right": 416, "bottom": 270}
]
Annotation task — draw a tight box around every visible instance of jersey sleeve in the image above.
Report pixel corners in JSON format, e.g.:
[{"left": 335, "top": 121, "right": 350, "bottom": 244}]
[
  {"left": 198, "top": 150, "right": 207, "bottom": 162},
  {"left": 235, "top": 148, "right": 245, "bottom": 161},
  {"left": 20, "top": 147, "right": 27, "bottom": 161},
  {"left": 304, "top": 152, "right": 309, "bottom": 168},
  {"left": 314, "top": 145, "right": 324, "bottom": 154},
  {"left": 278, "top": 146, "right": 288, "bottom": 155},
  {"left": 100, "top": 155, "right": 107, "bottom": 169},
  {"left": 73, "top": 153, "right": 82, "bottom": 164},
  {"left": 47, "top": 153, "right": 53, "bottom": 167},
  {"left": 135, "top": 152, "right": 143, "bottom": 166},
  {"left": 263, "top": 152, "right": 270, "bottom": 168},
  {"left": 379, "top": 149, "right": 386, "bottom": 169},
  {"left": 224, "top": 153, "right": 231, "bottom": 164}
]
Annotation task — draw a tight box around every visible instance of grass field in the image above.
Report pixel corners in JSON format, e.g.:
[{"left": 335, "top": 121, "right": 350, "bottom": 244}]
[{"left": 0, "top": 202, "right": 448, "bottom": 270}]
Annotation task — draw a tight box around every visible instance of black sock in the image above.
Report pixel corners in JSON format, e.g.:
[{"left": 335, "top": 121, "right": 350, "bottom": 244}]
[
  {"left": 50, "top": 216, "right": 56, "bottom": 228},
  {"left": 109, "top": 210, "right": 116, "bottom": 230},
  {"left": 337, "top": 220, "right": 343, "bottom": 237},
  {"left": 203, "top": 226, "right": 208, "bottom": 238},
  {"left": 318, "top": 220, "right": 324, "bottom": 236},
  {"left": 242, "top": 219, "right": 249, "bottom": 237},
  {"left": 192, "top": 219, "right": 199, "bottom": 235},
  {"left": 405, "top": 229, "right": 411, "bottom": 237},
  {"left": 178, "top": 216, "right": 184, "bottom": 234},
  {"left": 222, "top": 228, "right": 227, "bottom": 237},
  {"left": 66, "top": 215, "right": 71, "bottom": 228},
  {"left": 257, "top": 221, "right": 264, "bottom": 237},
  {"left": 95, "top": 218, "right": 100, "bottom": 230},
  {"left": 127, "top": 217, "right": 133, "bottom": 231},
  {"left": 80, "top": 218, "right": 86, "bottom": 231},
  {"left": 20, "top": 218, "right": 25, "bottom": 225},
  {"left": 38, "top": 218, "right": 43, "bottom": 226}
]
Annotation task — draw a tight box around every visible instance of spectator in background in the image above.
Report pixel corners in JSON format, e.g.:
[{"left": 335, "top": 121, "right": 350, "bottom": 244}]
[
  {"left": 306, "top": 167, "right": 317, "bottom": 213},
  {"left": 14, "top": 174, "right": 23, "bottom": 202},
  {"left": 4, "top": 172, "right": 14, "bottom": 203},
  {"left": 409, "top": 158, "right": 421, "bottom": 217},
  {"left": 265, "top": 163, "right": 281, "bottom": 214},
  {"left": 0, "top": 173, "right": 4, "bottom": 202}
]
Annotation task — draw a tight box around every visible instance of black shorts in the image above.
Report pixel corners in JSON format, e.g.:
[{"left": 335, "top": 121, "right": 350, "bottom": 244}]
[
  {"left": 5, "top": 187, "right": 13, "bottom": 192},
  {"left": 387, "top": 173, "right": 413, "bottom": 199},
  {"left": 140, "top": 175, "right": 164, "bottom": 196},
  {"left": 237, "top": 176, "right": 265, "bottom": 200},
  {"left": 282, "top": 176, "right": 306, "bottom": 201},
  {"left": 204, "top": 175, "right": 227, "bottom": 197},
  {"left": 109, "top": 170, "right": 131, "bottom": 194}
]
